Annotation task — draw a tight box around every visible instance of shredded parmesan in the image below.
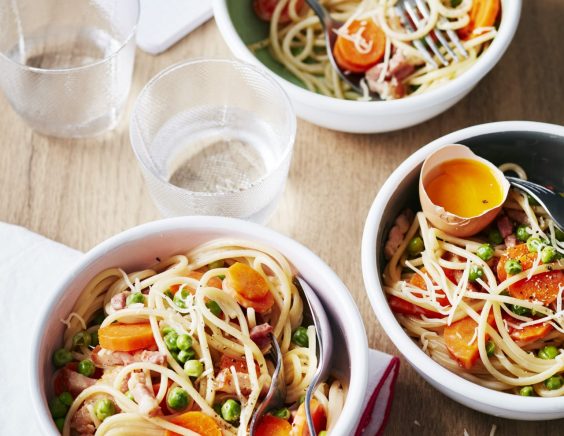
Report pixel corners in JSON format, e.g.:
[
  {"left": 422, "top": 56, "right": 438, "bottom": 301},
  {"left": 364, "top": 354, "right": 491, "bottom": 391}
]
[{"left": 61, "top": 312, "right": 87, "bottom": 330}]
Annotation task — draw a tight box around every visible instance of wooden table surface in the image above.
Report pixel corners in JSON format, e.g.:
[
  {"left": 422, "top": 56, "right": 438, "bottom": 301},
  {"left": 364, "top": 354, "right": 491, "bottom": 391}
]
[{"left": 2, "top": 1, "right": 564, "bottom": 435}]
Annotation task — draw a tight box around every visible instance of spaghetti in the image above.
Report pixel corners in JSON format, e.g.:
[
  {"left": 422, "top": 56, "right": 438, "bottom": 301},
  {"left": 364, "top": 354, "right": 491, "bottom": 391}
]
[
  {"left": 252, "top": 0, "right": 499, "bottom": 100},
  {"left": 383, "top": 164, "right": 564, "bottom": 396},
  {"left": 49, "top": 239, "right": 344, "bottom": 435}
]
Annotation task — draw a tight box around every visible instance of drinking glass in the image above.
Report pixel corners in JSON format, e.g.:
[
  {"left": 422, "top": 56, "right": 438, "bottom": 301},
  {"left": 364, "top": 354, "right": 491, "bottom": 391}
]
[
  {"left": 130, "top": 59, "right": 296, "bottom": 224},
  {"left": 0, "top": 0, "right": 139, "bottom": 137}
]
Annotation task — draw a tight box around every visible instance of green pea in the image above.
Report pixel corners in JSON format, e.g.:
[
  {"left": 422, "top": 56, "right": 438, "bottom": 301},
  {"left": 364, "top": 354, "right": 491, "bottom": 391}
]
[
  {"left": 72, "top": 331, "right": 91, "bottom": 348},
  {"left": 163, "top": 289, "right": 173, "bottom": 300},
  {"left": 164, "top": 332, "right": 179, "bottom": 351},
  {"left": 52, "top": 348, "right": 72, "bottom": 368},
  {"left": 221, "top": 399, "right": 241, "bottom": 422},
  {"left": 177, "top": 349, "right": 195, "bottom": 363},
  {"left": 271, "top": 407, "right": 290, "bottom": 420},
  {"left": 208, "top": 260, "right": 225, "bottom": 269},
  {"left": 184, "top": 359, "right": 204, "bottom": 378},
  {"left": 510, "top": 305, "right": 531, "bottom": 317},
  {"left": 49, "top": 397, "right": 68, "bottom": 419},
  {"left": 206, "top": 300, "right": 222, "bottom": 317},
  {"left": 555, "top": 227, "right": 564, "bottom": 242},
  {"left": 407, "top": 236, "right": 424, "bottom": 256},
  {"left": 126, "top": 292, "right": 145, "bottom": 306},
  {"left": 77, "top": 359, "right": 95, "bottom": 377},
  {"left": 292, "top": 326, "right": 309, "bottom": 347},
  {"left": 161, "top": 326, "right": 175, "bottom": 336},
  {"left": 541, "top": 246, "right": 557, "bottom": 264},
  {"left": 90, "top": 331, "right": 99, "bottom": 347},
  {"left": 516, "top": 225, "right": 530, "bottom": 242},
  {"left": 55, "top": 417, "right": 65, "bottom": 432},
  {"left": 487, "top": 228, "right": 503, "bottom": 245},
  {"left": 217, "top": 274, "right": 226, "bottom": 280},
  {"left": 468, "top": 265, "right": 484, "bottom": 282},
  {"left": 58, "top": 392, "right": 73, "bottom": 407},
  {"left": 538, "top": 345, "right": 559, "bottom": 360},
  {"left": 526, "top": 237, "right": 543, "bottom": 253},
  {"left": 94, "top": 398, "right": 116, "bottom": 421},
  {"left": 505, "top": 259, "right": 522, "bottom": 275},
  {"left": 519, "top": 386, "right": 534, "bottom": 396},
  {"left": 544, "top": 375, "right": 563, "bottom": 391},
  {"left": 176, "top": 334, "right": 193, "bottom": 351},
  {"left": 89, "top": 310, "right": 106, "bottom": 327},
  {"left": 451, "top": 0, "right": 462, "bottom": 8},
  {"left": 486, "top": 340, "right": 495, "bottom": 357},
  {"left": 476, "top": 244, "right": 494, "bottom": 262},
  {"left": 173, "top": 293, "right": 187, "bottom": 309},
  {"left": 167, "top": 387, "right": 189, "bottom": 410}
]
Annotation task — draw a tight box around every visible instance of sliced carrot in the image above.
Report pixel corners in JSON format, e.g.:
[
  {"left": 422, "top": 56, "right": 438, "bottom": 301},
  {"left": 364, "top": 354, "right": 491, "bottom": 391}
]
[
  {"left": 458, "top": 0, "right": 500, "bottom": 39},
  {"left": 169, "top": 272, "right": 222, "bottom": 295},
  {"left": 165, "top": 411, "right": 222, "bottom": 436},
  {"left": 219, "top": 355, "right": 249, "bottom": 373},
  {"left": 333, "top": 19, "right": 386, "bottom": 73},
  {"left": 226, "top": 263, "right": 275, "bottom": 313},
  {"left": 388, "top": 295, "right": 444, "bottom": 319},
  {"left": 497, "top": 243, "right": 562, "bottom": 304},
  {"left": 509, "top": 322, "right": 553, "bottom": 345},
  {"left": 444, "top": 314, "right": 494, "bottom": 369},
  {"left": 256, "top": 415, "right": 292, "bottom": 436},
  {"left": 98, "top": 322, "right": 156, "bottom": 352},
  {"left": 290, "top": 399, "right": 327, "bottom": 436},
  {"left": 409, "top": 268, "right": 450, "bottom": 307},
  {"left": 509, "top": 271, "right": 563, "bottom": 305}
]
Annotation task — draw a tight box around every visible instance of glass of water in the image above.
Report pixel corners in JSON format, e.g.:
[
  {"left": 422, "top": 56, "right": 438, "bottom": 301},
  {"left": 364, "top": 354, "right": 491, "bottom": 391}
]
[
  {"left": 130, "top": 59, "right": 296, "bottom": 224},
  {"left": 0, "top": 0, "right": 139, "bottom": 137}
]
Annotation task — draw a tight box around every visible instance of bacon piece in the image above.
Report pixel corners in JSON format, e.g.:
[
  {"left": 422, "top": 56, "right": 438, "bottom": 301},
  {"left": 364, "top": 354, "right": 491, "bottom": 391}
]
[
  {"left": 496, "top": 215, "right": 513, "bottom": 238},
  {"left": 111, "top": 291, "right": 129, "bottom": 310},
  {"left": 70, "top": 403, "right": 95, "bottom": 435},
  {"left": 128, "top": 372, "right": 160, "bottom": 416},
  {"left": 249, "top": 323, "right": 273, "bottom": 349},
  {"left": 365, "top": 51, "right": 418, "bottom": 100},
  {"left": 91, "top": 346, "right": 166, "bottom": 367},
  {"left": 504, "top": 234, "right": 517, "bottom": 248},
  {"left": 53, "top": 367, "right": 97, "bottom": 397},
  {"left": 215, "top": 368, "right": 254, "bottom": 396},
  {"left": 384, "top": 209, "right": 414, "bottom": 260},
  {"left": 506, "top": 209, "right": 529, "bottom": 225}
]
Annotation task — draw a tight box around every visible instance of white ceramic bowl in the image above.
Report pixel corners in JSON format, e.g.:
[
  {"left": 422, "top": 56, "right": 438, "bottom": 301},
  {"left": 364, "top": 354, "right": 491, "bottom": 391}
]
[
  {"left": 213, "top": 0, "right": 522, "bottom": 133},
  {"left": 362, "top": 121, "right": 564, "bottom": 420},
  {"left": 31, "top": 216, "right": 369, "bottom": 434}
]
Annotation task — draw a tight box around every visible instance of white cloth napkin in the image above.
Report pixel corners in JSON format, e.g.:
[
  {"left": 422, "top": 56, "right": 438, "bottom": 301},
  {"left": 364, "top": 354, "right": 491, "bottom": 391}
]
[{"left": 0, "top": 222, "right": 398, "bottom": 435}]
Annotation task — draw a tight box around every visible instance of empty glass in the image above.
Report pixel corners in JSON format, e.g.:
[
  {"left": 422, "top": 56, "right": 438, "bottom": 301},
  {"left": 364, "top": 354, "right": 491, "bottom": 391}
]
[
  {"left": 130, "top": 59, "right": 296, "bottom": 224},
  {"left": 0, "top": 0, "right": 139, "bottom": 137}
]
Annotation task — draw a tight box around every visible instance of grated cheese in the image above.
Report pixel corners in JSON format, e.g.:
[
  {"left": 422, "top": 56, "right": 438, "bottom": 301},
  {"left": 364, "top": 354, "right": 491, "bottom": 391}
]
[{"left": 60, "top": 312, "right": 87, "bottom": 330}]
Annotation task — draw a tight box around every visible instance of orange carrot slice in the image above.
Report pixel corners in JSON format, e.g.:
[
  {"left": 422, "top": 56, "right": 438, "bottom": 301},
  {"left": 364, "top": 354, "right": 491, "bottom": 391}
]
[
  {"left": 444, "top": 314, "right": 494, "bottom": 369},
  {"left": 165, "top": 411, "right": 222, "bottom": 436},
  {"left": 226, "top": 263, "right": 275, "bottom": 313},
  {"left": 334, "top": 19, "right": 386, "bottom": 73},
  {"left": 291, "top": 399, "right": 327, "bottom": 436},
  {"left": 388, "top": 296, "right": 444, "bottom": 319},
  {"left": 509, "top": 322, "right": 553, "bottom": 345},
  {"left": 256, "top": 415, "right": 292, "bottom": 436},
  {"left": 458, "top": 0, "right": 500, "bottom": 39},
  {"left": 253, "top": 0, "right": 305, "bottom": 24},
  {"left": 98, "top": 323, "right": 156, "bottom": 352}
]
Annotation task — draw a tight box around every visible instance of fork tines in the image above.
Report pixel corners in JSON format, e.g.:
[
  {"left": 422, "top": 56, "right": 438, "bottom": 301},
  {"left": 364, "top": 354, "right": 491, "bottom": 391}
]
[{"left": 396, "top": 0, "right": 469, "bottom": 69}]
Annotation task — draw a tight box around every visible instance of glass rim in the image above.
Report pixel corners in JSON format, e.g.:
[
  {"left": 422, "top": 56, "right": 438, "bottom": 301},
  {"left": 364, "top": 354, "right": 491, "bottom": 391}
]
[
  {"left": 129, "top": 57, "right": 297, "bottom": 198},
  {"left": 0, "top": 0, "right": 140, "bottom": 74}
]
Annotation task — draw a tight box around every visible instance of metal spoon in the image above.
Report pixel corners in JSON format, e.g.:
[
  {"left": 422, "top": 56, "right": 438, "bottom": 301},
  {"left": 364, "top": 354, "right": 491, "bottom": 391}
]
[
  {"left": 294, "top": 277, "right": 333, "bottom": 436},
  {"left": 506, "top": 176, "right": 564, "bottom": 230},
  {"left": 304, "top": 0, "right": 380, "bottom": 100},
  {"left": 249, "top": 333, "right": 286, "bottom": 434}
]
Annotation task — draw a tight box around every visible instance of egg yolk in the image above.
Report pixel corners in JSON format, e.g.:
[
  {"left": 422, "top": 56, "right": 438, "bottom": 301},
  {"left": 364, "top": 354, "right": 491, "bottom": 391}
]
[{"left": 425, "top": 158, "right": 503, "bottom": 218}]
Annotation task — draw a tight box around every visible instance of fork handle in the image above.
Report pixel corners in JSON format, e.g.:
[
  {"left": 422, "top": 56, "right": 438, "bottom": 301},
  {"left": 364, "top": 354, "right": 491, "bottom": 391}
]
[{"left": 304, "top": 0, "right": 332, "bottom": 30}]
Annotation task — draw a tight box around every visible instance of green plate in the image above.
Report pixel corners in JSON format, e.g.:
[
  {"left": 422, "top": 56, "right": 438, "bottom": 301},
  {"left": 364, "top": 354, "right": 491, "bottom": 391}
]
[{"left": 225, "top": 0, "right": 308, "bottom": 89}]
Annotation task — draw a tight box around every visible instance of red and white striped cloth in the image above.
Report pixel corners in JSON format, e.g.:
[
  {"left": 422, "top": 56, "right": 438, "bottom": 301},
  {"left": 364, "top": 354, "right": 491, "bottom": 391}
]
[{"left": 0, "top": 222, "right": 399, "bottom": 436}]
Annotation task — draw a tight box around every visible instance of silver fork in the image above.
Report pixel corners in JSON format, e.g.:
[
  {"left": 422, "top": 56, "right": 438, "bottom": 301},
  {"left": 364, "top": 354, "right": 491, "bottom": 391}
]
[
  {"left": 506, "top": 176, "right": 564, "bottom": 230},
  {"left": 396, "top": 0, "right": 468, "bottom": 68},
  {"left": 249, "top": 333, "right": 286, "bottom": 434}
]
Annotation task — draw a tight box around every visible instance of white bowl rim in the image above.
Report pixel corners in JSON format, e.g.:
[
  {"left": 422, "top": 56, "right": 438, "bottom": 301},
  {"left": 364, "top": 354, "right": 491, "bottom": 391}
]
[
  {"left": 30, "top": 216, "right": 369, "bottom": 434},
  {"left": 362, "top": 121, "right": 564, "bottom": 415},
  {"left": 212, "top": 0, "right": 522, "bottom": 114}
]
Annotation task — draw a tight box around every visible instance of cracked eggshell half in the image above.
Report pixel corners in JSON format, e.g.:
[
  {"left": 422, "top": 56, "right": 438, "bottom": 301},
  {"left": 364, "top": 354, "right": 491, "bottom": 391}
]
[{"left": 419, "top": 144, "right": 510, "bottom": 237}]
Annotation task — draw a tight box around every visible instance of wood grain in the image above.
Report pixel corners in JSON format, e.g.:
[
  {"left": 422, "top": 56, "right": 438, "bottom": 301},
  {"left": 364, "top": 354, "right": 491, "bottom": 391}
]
[{"left": 1, "top": 1, "right": 564, "bottom": 434}]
